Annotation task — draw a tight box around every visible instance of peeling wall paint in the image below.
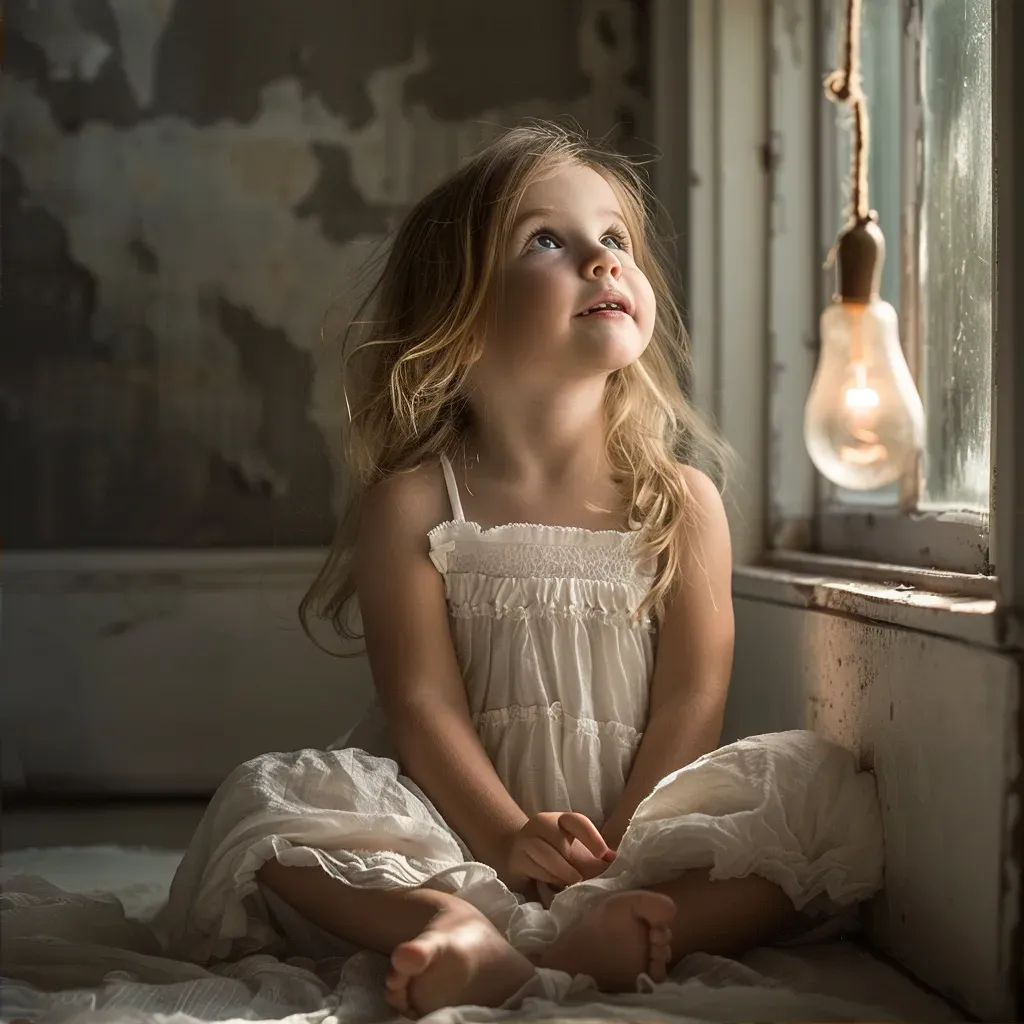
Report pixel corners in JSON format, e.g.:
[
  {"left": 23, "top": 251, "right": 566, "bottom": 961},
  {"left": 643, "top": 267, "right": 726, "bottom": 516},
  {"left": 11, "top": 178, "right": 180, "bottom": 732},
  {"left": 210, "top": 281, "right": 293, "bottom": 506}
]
[
  {"left": 726, "top": 597, "right": 1021, "bottom": 1020},
  {"left": 2, "top": 0, "right": 651, "bottom": 547}
]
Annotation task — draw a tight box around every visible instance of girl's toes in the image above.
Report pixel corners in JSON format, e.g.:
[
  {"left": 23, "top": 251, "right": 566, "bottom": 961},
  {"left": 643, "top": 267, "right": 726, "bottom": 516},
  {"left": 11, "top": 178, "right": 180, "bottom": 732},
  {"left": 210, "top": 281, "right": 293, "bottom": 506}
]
[
  {"left": 652, "top": 939, "right": 672, "bottom": 961},
  {"left": 385, "top": 989, "right": 408, "bottom": 1013},
  {"left": 649, "top": 948, "right": 671, "bottom": 981},
  {"left": 384, "top": 966, "right": 412, "bottom": 1014}
]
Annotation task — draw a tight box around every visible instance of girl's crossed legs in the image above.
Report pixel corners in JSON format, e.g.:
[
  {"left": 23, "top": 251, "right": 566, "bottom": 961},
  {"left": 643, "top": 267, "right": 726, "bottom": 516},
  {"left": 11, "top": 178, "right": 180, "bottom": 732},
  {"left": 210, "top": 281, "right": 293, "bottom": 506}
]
[{"left": 257, "top": 858, "right": 796, "bottom": 1018}]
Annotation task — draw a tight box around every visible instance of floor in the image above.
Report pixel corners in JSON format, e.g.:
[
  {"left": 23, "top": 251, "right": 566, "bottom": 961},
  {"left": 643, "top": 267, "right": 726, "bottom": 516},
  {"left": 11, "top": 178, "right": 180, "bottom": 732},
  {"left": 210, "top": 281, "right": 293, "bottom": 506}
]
[
  {"left": 2, "top": 800, "right": 209, "bottom": 852},
  {"left": 1, "top": 799, "right": 966, "bottom": 1023}
]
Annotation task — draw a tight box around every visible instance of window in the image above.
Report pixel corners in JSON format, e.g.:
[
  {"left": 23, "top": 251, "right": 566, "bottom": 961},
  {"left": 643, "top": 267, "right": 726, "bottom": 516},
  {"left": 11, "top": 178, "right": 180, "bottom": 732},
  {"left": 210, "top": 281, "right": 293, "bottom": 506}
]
[
  {"left": 774, "top": 0, "right": 995, "bottom": 575},
  {"left": 676, "top": 0, "right": 1018, "bottom": 591}
]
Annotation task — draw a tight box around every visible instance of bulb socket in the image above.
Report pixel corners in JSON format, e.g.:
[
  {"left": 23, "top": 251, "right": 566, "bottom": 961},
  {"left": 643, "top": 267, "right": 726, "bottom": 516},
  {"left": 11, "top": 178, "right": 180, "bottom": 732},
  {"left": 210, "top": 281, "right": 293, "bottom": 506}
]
[{"left": 836, "top": 216, "right": 885, "bottom": 303}]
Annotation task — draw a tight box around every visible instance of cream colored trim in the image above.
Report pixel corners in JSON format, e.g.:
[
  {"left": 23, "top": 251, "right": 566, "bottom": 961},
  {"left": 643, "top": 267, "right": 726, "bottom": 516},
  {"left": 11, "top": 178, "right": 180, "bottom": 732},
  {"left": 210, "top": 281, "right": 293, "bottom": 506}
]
[{"left": 676, "top": 0, "right": 770, "bottom": 565}]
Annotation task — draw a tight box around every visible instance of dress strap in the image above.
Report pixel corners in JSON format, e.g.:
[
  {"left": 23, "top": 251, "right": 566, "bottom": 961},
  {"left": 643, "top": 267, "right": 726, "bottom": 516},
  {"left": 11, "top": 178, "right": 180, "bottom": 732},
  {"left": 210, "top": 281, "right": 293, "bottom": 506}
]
[{"left": 439, "top": 454, "right": 466, "bottom": 522}]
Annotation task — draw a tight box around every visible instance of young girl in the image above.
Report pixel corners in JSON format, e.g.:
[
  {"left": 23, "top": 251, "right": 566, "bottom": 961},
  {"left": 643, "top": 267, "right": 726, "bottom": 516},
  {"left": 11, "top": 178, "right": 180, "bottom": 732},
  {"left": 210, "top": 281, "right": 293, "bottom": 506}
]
[{"left": 161, "top": 122, "right": 883, "bottom": 1018}]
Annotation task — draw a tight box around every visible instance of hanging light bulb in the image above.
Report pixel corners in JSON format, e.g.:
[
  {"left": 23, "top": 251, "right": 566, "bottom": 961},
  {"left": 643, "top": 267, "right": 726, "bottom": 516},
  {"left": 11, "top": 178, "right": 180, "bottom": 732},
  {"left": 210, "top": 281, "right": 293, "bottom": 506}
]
[
  {"left": 804, "top": 218, "right": 924, "bottom": 490},
  {"left": 804, "top": 0, "right": 924, "bottom": 491}
]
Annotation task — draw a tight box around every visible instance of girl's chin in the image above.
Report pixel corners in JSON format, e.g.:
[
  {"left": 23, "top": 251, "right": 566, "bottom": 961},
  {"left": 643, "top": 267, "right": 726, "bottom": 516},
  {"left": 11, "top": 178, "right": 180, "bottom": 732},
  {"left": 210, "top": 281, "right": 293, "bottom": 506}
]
[{"left": 576, "top": 334, "right": 650, "bottom": 372}]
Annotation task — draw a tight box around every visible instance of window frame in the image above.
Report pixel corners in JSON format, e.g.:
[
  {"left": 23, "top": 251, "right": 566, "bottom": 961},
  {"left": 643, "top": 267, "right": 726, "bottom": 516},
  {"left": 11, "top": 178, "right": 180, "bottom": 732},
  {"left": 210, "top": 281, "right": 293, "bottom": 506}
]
[
  {"left": 990, "top": 0, "right": 1024, "bottom": 618},
  {"left": 804, "top": 0, "right": 995, "bottom": 574},
  {"left": 656, "top": 0, "right": 769, "bottom": 567},
  {"left": 763, "top": 0, "right": 1004, "bottom": 586},
  {"left": 664, "top": 0, "right": 1021, "bottom": 610}
]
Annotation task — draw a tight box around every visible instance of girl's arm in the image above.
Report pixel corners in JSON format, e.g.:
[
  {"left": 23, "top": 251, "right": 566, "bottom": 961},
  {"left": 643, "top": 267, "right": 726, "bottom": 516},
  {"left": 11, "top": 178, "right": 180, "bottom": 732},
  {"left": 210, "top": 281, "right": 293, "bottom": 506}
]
[
  {"left": 600, "top": 466, "right": 735, "bottom": 849},
  {"left": 356, "top": 469, "right": 529, "bottom": 882}
]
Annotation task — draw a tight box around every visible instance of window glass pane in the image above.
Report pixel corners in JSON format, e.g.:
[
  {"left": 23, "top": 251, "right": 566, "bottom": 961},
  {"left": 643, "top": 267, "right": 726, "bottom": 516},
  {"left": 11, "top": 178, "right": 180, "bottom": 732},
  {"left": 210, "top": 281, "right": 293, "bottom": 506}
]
[
  {"left": 918, "top": 0, "right": 993, "bottom": 512},
  {"left": 824, "top": 0, "right": 902, "bottom": 507}
]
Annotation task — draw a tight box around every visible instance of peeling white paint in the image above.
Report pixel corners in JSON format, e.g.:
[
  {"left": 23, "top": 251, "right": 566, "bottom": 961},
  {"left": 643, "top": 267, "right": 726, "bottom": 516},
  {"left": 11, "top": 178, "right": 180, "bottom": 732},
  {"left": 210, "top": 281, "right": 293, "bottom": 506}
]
[
  {"left": 20, "top": 0, "right": 113, "bottom": 82},
  {"left": 7, "top": 0, "right": 645, "bottom": 519},
  {"left": 6, "top": 75, "right": 353, "bottom": 506},
  {"left": 107, "top": 0, "right": 175, "bottom": 108}
]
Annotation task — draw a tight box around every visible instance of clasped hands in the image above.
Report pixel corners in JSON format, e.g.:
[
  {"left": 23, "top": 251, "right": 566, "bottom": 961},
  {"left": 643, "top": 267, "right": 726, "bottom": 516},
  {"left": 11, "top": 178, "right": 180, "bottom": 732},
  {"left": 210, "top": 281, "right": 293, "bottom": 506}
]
[{"left": 503, "top": 811, "right": 617, "bottom": 907}]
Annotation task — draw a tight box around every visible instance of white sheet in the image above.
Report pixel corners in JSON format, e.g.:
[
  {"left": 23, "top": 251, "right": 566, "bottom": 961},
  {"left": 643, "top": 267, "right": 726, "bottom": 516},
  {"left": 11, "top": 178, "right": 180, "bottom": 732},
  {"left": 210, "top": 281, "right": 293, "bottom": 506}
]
[{"left": 0, "top": 845, "right": 962, "bottom": 1024}]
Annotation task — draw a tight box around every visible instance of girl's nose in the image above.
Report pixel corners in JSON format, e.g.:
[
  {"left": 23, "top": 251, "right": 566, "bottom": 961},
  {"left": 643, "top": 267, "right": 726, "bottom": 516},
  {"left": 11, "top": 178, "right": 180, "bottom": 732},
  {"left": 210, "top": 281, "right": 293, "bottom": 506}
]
[{"left": 582, "top": 246, "right": 622, "bottom": 280}]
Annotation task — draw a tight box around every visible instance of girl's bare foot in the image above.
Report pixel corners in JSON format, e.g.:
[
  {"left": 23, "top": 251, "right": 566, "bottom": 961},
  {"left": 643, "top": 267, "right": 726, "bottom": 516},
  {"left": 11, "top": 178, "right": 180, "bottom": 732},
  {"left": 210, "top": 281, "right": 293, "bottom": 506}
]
[
  {"left": 537, "top": 890, "right": 677, "bottom": 991},
  {"left": 384, "top": 900, "right": 535, "bottom": 1018}
]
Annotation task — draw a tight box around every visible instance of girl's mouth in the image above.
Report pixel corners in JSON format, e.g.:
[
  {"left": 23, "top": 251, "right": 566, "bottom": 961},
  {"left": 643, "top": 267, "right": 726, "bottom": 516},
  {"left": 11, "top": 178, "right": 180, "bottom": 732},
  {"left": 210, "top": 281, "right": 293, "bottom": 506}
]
[{"left": 578, "top": 301, "right": 630, "bottom": 318}]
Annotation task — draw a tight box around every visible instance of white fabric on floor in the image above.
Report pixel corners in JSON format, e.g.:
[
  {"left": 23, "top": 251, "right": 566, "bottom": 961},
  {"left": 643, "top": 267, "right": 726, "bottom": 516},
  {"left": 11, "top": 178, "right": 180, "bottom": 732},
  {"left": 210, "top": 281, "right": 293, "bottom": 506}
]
[
  {"left": 158, "top": 734, "right": 884, "bottom": 965},
  {"left": 0, "top": 844, "right": 961, "bottom": 1024}
]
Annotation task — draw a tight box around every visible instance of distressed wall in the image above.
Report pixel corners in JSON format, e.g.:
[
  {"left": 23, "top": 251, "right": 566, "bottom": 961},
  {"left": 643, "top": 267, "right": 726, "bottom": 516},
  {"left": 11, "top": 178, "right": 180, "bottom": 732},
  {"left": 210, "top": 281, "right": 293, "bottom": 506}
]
[
  {"left": 725, "top": 595, "right": 1021, "bottom": 1020},
  {"left": 2, "top": 0, "right": 651, "bottom": 547}
]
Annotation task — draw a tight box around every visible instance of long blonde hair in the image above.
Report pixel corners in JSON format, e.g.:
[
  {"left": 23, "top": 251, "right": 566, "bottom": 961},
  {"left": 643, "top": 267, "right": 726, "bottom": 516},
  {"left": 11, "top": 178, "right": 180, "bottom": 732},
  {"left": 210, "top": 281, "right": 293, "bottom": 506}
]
[{"left": 302, "top": 120, "right": 729, "bottom": 649}]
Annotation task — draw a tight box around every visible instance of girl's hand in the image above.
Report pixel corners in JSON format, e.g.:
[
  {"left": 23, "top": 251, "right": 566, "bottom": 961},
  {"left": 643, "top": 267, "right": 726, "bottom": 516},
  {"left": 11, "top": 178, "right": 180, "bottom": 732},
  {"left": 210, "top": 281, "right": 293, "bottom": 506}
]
[{"left": 505, "top": 811, "right": 616, "bottom": 892}]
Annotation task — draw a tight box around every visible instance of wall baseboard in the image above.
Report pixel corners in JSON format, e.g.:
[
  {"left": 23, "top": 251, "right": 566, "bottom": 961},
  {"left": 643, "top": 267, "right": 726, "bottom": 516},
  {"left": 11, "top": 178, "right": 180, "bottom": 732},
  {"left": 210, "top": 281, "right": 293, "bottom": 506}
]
[{"left": 1, "top": 549, "right": 374, "bottom": 795}]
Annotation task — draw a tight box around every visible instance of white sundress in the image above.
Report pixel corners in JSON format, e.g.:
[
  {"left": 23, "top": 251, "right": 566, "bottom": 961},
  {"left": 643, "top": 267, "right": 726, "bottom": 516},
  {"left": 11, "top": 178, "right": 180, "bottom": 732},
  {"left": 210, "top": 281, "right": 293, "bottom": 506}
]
[{"left": 160, "top": 456, "right": 884, "bottom": 963}]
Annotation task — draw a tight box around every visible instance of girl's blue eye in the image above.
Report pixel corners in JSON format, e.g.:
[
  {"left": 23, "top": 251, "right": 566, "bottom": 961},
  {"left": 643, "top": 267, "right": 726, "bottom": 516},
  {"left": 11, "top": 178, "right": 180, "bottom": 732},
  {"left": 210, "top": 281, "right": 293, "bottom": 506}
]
[{"left": 524, "top": 227, "right": 630, "bottom": 252}]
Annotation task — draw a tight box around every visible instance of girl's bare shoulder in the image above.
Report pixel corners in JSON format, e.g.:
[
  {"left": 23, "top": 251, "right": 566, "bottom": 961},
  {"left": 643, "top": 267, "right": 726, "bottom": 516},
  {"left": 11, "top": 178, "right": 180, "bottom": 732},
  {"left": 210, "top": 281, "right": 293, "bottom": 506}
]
[{"left": 358, "top": 460, "right": 452, "bottom": 555}]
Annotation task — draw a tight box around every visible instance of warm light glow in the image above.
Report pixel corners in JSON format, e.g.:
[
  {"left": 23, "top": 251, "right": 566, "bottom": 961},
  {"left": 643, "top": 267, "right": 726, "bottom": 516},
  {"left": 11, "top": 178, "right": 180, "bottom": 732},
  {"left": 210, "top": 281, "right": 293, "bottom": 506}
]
[
  {"left": 804, "top": 299, "right": 924, "bottom": 490},
  {"left": 843, "top": 382, "right": 879, "bottom": 411}
]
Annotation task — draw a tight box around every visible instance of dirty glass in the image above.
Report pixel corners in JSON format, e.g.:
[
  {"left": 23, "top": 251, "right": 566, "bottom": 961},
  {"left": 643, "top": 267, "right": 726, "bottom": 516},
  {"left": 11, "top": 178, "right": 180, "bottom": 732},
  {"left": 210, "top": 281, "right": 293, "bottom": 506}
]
[
  {"left": 822, "top": 0, "right": 993, "bottom": 513},
  {"left": 917, "top": 0, "right": 993, "bottom": 512}
]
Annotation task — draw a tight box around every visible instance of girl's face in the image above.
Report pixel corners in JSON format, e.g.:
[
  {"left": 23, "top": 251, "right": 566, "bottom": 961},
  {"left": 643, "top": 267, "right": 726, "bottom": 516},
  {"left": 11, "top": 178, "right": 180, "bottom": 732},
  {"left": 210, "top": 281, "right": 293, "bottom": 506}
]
[{"left": 475, "top": 163, "right": 656, "bottom": 391}]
